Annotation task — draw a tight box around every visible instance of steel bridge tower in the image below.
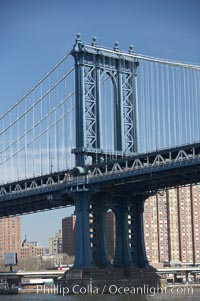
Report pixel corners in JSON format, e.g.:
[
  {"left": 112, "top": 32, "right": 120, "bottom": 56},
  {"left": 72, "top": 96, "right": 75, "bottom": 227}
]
[
  {"left": 68, "top": 35, "right": 152, "bottom": 275},
  {"left": 71, "top": 34, "right": 138, "bottom": 166}
]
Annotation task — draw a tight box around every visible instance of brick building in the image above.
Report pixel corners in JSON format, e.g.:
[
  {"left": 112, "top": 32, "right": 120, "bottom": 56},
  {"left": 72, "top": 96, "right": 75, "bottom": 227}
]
[
  {"left": 0, "top": 216, "right": 21, "bottom": 261},
  {"left": 62, "top": 214, "right": 76, "bottom": 257},
  {"left": 62, "top": 211, "right": 116, "bottom": 259},
  {"left": 20, "top": 238, "right": 46, "bottom": 259},
  {"left": 144, "top": 185, "right": 200, "bottom": 266}
]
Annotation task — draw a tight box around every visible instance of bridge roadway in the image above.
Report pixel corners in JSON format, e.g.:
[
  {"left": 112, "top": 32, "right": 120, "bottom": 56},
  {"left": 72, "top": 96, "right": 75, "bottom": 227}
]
[
  {"left": 1, "top": 267, "right": 200, "bottom": 282},
  {"left": 0, "top": 142, "right": 200, "bottom": 217},
  {"left": 0, "top": 270, "right": 65, "bottom": 279}
]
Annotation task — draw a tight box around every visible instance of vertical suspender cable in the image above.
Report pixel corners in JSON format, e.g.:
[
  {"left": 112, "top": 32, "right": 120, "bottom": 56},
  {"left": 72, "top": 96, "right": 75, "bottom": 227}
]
[
  {"left": 147, "top": 62, "right": 151, "bottom": 151},
  {"left": 166, "top": 65, "right": 171, "bottom": 148},
  {"left": 158, "top": 64, "right": 161, "bottom": 149},
  {"left": 48, "top": 76, "right": 51, "bottom": 173},
  {"left": 72, "top": 69, "right": 76, "bottom": 168},
  {"left": 2, "top": 120, "right": 5, "bottom": 182},
  {"left": 1, "top": 120, "right": 3, "bottom": 183},
  {"left": 186, "top": 69, "right": 191, "bottom": 144},
  {"left": 32, "top": 90, "right": 35, "bottom": 176},
  {"left": 145, "top": 62, "right": 149, "bottom": 151},
  {"left": 40, "top": 84, "right": 43, "bottom": 175},
  {"left": 172, "top": 67, "right": 176, "bottom": 147},
  {"left": 142, "top": 62, "right": 147, "bottom": 152},
  {"left": 141, "top": 61, "right": 146, "bottom": 152},
  {"left": 62, "top": 79, "right": 66, "bottom": 170},
  {"left": 9, "top": 112, "right": 13, "bottom": 181},
  {"left": 161, "top": 65, "right": 166, "bottom": 148},
  {"left": 177, "top": 68, "right": 181, "bottom": 146},
  {"left": 183, "top": 68, "right": 187, "bottom": 145},
  {"left": 188, "top": 69, "right": 193, "bottom": 143},
  {"left": 150, "top": 61, "right": 156, "bottom": 150},
  {"left": 56, "top": 67, "right": 59, "bottom": 171},
  {"left": 104, "top": 58, "right": 107, "bottom": 162},
  {"left": 142, "top": 61, "right": 146, "bottom": 151},
  {"left": 104, "top": 71, "right": 107, "bottom": 160},
  {"left": 155, "top": 63, "right": 160, "bottom": 150},
  {"left": 17, "top": 106, "right": 20, "bottom": 179},
  {"left": 194, "top": 71, "right": 199, "bottom": 142},
  {"left": 70, "top": 73, "right": 74, "bottom": 168},
  {"left": 134, "top": 59, "right": 139, "bottom": 155},
  {"left": 25, "top": 98, "right": 27, "bottom": 178},
  {"left": 190, "top": 70, "right": 195, "bottom": 143},
  {"left": 148, "top": 62, "right": 152, "bottom": 151}
]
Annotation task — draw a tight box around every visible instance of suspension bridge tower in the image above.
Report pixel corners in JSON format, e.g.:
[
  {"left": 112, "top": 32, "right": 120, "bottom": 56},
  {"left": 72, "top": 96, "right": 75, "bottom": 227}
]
[{"left": 59, "top": 34, "right": 161, "bottom": 291}]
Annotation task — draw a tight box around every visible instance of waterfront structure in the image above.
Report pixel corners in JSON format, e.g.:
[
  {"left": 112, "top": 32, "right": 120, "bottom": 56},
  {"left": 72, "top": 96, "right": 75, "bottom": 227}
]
[
  {"left": 48, "top": 229, "right": 63, "bottom": 255},
  {"left": 0, "top": 216, "right": 21, "bottom": 261},
  {"left": 144, "top": 185, "right": 200, "bottom": 267},
  {"left": 20, "top": 238, "right": 46, "bottom": 258}
]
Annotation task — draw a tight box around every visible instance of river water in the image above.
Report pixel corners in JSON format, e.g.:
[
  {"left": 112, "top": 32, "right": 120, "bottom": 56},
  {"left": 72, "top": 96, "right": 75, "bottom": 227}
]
[{"left": 0, "top": 289, "right": 200, "bottom": 301}]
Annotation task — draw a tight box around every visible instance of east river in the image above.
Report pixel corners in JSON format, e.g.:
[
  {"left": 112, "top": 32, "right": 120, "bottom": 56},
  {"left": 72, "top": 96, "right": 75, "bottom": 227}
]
[{"left": 0, "top": 289, "right": 200, "bottom": 301}]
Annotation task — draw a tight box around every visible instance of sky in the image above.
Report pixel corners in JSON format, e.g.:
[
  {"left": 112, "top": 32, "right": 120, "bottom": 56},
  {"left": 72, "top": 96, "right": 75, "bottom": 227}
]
[{"left": 0, "top": 0, "right": 200, "bottom": 247}]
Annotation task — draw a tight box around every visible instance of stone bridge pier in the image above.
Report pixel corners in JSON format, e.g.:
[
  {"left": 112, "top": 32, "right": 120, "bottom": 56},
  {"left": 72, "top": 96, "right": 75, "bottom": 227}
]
[{"left": 59, "top": 190, "right": 162, "bottom": 292}]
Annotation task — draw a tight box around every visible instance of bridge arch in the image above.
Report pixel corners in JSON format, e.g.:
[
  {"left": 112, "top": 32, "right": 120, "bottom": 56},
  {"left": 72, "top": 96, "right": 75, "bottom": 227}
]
[{"left": 100, "top": 71, "right": 118, "bottom": 153}]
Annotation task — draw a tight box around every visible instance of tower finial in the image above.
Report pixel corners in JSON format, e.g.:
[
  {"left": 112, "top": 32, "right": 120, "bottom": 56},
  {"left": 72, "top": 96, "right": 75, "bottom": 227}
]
[
  {"left": 91, "top": 36, "right": 98, "bottom": 47},
  {"left": 73, "top": 33, "right": 84, "bottom": 51},
  {"left": 76, "top": 33, "right": 81, "bottom": 42},
  {"left": 113, "top": 41, "right": 120, "bottom": 52},
  {"left": 129, "top": 44, "right": 134, "bottom": 54}
]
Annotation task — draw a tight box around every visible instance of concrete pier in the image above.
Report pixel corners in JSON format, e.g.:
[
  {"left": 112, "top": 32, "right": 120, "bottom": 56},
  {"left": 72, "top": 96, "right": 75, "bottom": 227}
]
[{"left": 57, "top": 266, "right": 162, "bottom": 294}]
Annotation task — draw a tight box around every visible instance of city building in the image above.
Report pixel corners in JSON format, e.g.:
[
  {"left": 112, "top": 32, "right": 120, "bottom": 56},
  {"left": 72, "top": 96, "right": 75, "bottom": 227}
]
[
  {"left": 20, "top": 237, "right": 47, "bottom": 259},
  {"left": 62, "top": 214, "right": 76, "bottom": 257},
  {"left": 62, "top": 211, "right": 116, "bottom": 259},
  {"left": 0, "top": 216, "right": 21, "bottom": 261},
  {"left": 144, "top": 185, "right": 200, "bottom": 267},
  {"left": 48, "top": 229, "right": 63, "bottom": 255}
]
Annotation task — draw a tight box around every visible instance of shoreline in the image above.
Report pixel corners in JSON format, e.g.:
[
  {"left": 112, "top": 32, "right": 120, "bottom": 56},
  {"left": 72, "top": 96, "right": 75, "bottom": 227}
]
[{"left": 0, "top": 284, "right": 198, "bottom": 295}]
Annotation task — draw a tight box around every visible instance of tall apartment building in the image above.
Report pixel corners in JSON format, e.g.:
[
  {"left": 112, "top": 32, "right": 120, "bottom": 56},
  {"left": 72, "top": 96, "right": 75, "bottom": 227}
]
[
  {"left": 62, "top": 212, "right": 116, "bottom": 259},
  {"left": 144, "top": 185, "right": 200, "bottom": 266},
  {"left": 62, "top": 214, "right": 76, "bottom": 257},
  {"left": 49, "top": 229, "right": 63, "bottom": 255},
  {"left": 0, "top": 216, "right": 21, "bottom": 261}
]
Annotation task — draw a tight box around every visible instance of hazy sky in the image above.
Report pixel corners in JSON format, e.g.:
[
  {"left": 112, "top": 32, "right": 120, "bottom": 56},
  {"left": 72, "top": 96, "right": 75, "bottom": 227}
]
[{"left": 0, "top": 0, "right": 199, "bottom": 246}]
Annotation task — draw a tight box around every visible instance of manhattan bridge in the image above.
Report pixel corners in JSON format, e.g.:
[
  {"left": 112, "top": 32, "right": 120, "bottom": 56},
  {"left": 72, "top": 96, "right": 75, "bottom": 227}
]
[{"left": 0, "top": 34, "right": 200, "bottom": 273}]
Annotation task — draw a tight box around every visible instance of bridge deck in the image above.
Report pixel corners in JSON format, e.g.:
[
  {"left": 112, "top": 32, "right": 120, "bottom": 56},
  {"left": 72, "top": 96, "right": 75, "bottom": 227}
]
[{"left": 0, "top": 143, "right": 200, "bottom": 217}]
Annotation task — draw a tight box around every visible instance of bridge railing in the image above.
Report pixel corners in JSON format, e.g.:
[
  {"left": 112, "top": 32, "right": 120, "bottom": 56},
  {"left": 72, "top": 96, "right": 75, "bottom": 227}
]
[{"left": 0, "top": 143, "right": 200, "bottom": 198}]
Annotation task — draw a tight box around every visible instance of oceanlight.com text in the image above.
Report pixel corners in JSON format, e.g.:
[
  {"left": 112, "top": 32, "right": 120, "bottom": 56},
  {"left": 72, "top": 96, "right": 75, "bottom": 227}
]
[{"left": 36, "top": 284, "right": 194, "bottom": 296}]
